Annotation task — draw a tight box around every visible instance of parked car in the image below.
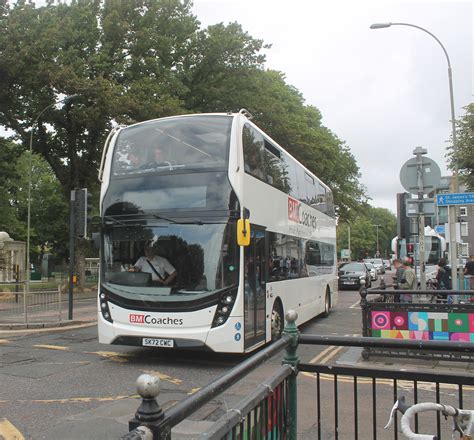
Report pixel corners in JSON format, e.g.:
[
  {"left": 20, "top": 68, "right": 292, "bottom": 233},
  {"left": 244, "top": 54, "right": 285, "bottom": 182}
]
[
  {"left": 338, "top": 262, "right": 371, "bottom": 290},
  {"left": 364, "top": 258, "right": 385, "bottom": 274},
  {"left": 364, "top": 262, "right": 378, "bottom": 281},
  {"left": 383, "top": 259, "right": 391, "bottom": 270}
]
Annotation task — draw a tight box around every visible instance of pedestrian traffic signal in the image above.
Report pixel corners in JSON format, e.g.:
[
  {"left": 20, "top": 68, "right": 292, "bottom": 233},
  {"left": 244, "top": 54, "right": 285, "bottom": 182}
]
[{"left": 74, "top": 188, "right": 93, "bottom": 238}]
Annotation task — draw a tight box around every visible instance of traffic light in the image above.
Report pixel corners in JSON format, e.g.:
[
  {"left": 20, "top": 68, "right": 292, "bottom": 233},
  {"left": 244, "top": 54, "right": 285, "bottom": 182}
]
[
  {"left": 74, "top": 188, "right": 93, "bottom": 238},
  {"left": 406, "top": 243, "right": 414, "bottom": 264}
]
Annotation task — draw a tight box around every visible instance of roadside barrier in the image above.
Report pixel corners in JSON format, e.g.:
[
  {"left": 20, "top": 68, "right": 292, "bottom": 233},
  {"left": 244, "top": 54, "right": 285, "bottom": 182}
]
[
  {"left": 121, "top": 311, "right": 473, "bottom": 439},
  {"left": 0, "top": 282, "right": 62, "bottom": 326}
]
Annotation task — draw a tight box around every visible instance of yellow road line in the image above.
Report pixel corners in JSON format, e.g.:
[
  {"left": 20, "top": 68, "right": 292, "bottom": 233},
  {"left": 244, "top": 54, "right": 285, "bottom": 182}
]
[
  {"left": 0, "top": 418, "right": 25, "bottom": 440},
  {"left": 143, "top": 370, "right": 182, "bottom": 385},
  {"left": 33, "top": 344, "right": 70, "bottom": 351},
  {"left": 86, "top": 351, "right": 129, "bottom": 363},
  {"left": 319, "top": 346, "right": 345, "bottom": 364},
  {"left": 309, "top": 346, "right": 335, "bottom": 364}
]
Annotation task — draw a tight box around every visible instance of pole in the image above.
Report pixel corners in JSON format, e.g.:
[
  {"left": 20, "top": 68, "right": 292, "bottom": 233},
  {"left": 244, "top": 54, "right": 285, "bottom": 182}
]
[
  {"left": 371, "top": 22, "right": 459, "bottom": 292},
  {"left": 447, "top": 65, "right": 460, "bottom": 291},
  {"left": 348, "top": 225, "right": 351, "bottom": 261},
  {"left": 68, "top": 190, "right": 75, "bottom": 320},
  {"left": 376, "top": 226, "right": 380, "bottom": 257},
  {"left": 26, "top": 95, "right": 77, "bottom": 296},
  {"left": 414, "top": 147, "right": 427, "bottom": 290},
  {"left": 372, "top": 225, "right": 381, "bottom": 258}
]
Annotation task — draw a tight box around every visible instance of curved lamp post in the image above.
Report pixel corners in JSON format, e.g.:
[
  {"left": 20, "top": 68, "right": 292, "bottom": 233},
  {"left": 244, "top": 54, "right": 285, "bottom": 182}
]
[
  {"left": 370, "top": 22, "right": 459, "bottom": 290},
  {"left": 26, "top": 94, "right": 78, "bottom": 294}
]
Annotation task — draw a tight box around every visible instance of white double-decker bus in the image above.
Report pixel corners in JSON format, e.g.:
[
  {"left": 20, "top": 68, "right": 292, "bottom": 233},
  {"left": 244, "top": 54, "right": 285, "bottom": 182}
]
[{"left": 97, "top": 110, "right": 337, "bottom": 353}]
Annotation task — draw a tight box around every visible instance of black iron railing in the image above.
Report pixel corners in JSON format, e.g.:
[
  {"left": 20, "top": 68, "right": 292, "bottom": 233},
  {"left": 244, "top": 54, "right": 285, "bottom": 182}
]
[{"left": 121, "top": 311, "right": 474, "bottom": 440}]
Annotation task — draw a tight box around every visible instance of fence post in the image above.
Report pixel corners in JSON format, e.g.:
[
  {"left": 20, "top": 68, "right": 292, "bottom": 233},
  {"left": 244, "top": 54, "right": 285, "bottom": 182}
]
[
  {"left": 282, "top": 310, "right": 299, "bottom": 440},
  {"left": 124, "top": 374, "right": 171, "bottom": 440},
  {"left": 359, "top": 282, "right": 370, "bottom": 360},
  {"left": 58, "top": 285, "right": 62, "bottom": 322}
]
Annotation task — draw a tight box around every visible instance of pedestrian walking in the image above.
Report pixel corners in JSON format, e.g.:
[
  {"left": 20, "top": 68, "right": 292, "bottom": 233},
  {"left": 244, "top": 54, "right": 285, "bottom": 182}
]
[{"left": 399, "top": 258, "right": 416, "bottom": 303}]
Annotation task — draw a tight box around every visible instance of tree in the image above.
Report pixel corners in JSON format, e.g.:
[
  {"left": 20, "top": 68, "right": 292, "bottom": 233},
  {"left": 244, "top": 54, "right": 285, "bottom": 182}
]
[
  {"left": 0, "top": 139, "right": 25, "bottom": 238},
  {"left": 0, "top": 145, "right": 69, "bottom": 265},
  {"left": 0, "top": 0, "right": 364, "bottom": 216},
  {"left": 337, "top": 205, "right": 396, "bottom": 260},
  {"left": 449, "top": 103, "right": 474, "bottom": 190},
  {"left": 0, "top": 0, "right": 366, "bottom": 283},
  {"left": 14, "top": 152, "right": 70, "bottom": 262}
]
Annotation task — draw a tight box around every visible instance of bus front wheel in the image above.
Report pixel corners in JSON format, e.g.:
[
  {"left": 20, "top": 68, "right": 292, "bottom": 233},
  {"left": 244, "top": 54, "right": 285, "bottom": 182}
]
[
  {"left": 271, "top": 301, "right": 284, "bottom": 342},
  {"left": 322, "top": 290, "right": 331, "bottom": 318}
]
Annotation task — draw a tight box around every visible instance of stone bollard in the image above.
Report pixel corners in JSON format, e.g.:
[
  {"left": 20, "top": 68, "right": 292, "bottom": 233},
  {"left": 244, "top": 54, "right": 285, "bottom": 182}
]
[{"left": 122, "top": 374, "right": 170, "bottom": 440}]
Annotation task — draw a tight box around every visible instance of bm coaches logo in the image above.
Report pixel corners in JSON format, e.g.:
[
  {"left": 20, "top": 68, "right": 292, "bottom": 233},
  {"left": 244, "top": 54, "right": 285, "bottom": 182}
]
[
  {"left": 129, "top": 313, "right": 183, "bottom": 326},
  {"left": 288, "top": 196, "right": 318, "bottom": 229}
]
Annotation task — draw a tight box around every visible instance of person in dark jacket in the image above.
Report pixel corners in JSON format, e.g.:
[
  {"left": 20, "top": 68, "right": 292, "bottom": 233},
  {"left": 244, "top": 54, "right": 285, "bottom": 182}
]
[{"left": 436, "top": 258, "right": 451, "bottom": 290}]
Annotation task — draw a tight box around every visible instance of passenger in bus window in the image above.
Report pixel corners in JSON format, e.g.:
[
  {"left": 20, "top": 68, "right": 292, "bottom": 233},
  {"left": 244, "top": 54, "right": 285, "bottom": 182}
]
[{"left": 129, "top": 244, "right": 177, "bottom": 286}]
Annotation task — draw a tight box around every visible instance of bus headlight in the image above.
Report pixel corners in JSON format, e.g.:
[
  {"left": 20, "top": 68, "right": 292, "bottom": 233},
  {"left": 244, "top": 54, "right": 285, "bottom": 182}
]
[
  {"left": 99, "top": 291, "right": 113, "bottom": 323},
  {"left": 212, "top": 287, "right": 237, "bottom": 328}
]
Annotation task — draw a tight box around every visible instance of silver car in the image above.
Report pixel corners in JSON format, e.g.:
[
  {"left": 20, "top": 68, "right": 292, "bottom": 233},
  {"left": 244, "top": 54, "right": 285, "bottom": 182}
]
[{"left": 364, "top": 262, "right": 378, "bottom": 281}]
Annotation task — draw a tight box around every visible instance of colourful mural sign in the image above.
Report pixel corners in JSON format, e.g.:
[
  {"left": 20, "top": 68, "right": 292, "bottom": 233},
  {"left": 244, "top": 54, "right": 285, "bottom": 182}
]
[{"left": 370, "top": 311, "right": 474, "bottom": 342}]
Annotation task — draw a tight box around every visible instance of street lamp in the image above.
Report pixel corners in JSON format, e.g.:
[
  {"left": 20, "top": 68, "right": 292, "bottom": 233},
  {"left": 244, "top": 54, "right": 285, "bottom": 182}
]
[
  {"left": 26, "top": 94, "right": 78, "bottom": 294},
  {"left": 372, "top": 224, "right": 381, "bottom": 257},
  {"left": 370, "top": 21, "right": 459, "bottom": 289}
]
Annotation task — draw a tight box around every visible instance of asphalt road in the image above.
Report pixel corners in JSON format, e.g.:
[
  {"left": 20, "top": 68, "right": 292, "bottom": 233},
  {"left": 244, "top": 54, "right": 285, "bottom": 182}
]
[{"left": 1, "top": 273, "right": 471, "bottom": 439}]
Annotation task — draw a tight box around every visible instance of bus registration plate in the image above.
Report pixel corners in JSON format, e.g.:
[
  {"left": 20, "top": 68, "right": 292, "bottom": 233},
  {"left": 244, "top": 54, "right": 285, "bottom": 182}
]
[{"left": 142, "top": 338, "right": 174, "bottom": 348}]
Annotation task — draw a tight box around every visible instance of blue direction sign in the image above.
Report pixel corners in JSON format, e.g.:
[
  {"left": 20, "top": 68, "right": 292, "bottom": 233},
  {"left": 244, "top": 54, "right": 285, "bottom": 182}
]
[
  {"left": 436, "top": 193, "right": 474, "bottom": 206},
  {"left": 434, "top": 225, "right": 445, "bottom": 234}
]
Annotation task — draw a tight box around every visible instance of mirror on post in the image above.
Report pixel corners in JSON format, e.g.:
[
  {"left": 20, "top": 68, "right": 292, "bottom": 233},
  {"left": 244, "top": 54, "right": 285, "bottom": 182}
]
[{"left": 237, "top": 207, "right": 251, "bottom": 247}]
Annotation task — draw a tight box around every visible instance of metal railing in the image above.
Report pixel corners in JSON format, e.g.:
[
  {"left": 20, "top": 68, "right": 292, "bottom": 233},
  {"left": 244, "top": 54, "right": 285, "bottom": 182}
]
[
  {"left": 359, "top": 287, "right": 474, "bottom": 360},
  {"left": 0, "top": 282, "right": 62, "bottom": 325},
  {"left": 121, "top": 311, "right": 473, "bottom": 439},
  {"left": 298, "top": 334, "right": 474, "bottom": 439}
]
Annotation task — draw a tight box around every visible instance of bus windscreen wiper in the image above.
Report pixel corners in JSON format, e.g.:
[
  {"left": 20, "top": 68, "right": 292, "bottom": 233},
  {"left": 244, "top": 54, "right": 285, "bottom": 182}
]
[{"left": 154, "top": 128, "right": 212, "bottom": 159}]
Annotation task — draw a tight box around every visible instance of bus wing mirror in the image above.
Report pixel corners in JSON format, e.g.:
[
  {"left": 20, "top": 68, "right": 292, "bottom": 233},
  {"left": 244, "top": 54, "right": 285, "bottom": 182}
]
[{"left": 237, "top": 219, "right": 251, "bottom": 247}]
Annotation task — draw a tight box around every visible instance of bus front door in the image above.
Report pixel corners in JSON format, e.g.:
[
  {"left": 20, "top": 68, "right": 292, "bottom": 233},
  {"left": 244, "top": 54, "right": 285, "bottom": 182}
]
[{"left": 244, "top": 226, "right": 266, "bottom": 349}]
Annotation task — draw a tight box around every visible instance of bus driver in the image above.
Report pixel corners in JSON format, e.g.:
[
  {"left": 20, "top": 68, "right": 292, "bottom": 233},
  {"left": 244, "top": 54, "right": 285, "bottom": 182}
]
[{"left": 129, "top": 244, "right": 177, "bottom": 286}]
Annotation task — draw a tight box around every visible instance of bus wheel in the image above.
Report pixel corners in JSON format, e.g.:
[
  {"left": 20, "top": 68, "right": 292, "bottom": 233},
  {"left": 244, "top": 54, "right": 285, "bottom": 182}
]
[
  {"left": 271, "top": 302, "right": 284, "bottom": 341},
  {"left": 322, "top": 290, "right": 331, "bottom": 318}
]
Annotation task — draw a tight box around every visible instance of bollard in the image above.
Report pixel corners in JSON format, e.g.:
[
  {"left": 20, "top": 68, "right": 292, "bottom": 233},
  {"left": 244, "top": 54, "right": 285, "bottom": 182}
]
[
  {"left": 282, "top": 310, "right": 299, "bottom": 440},
  {"left": 125, "top": 374, "right": 171, "bottom": 440},
  {"left": 380, "top": 277, "right": 386, "bottom": 290},
  {"left": 359, "top": 282, "right": 370, "bottom": 360}
]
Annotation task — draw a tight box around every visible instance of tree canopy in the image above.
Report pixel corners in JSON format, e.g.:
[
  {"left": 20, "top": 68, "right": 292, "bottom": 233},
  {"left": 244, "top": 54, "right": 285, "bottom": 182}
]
[
  {"left": 0, "top": 0, "right": 365, "bottom": 223},
  {"left": 449, "top": 103, "right": 474, "bottom": 190},
  {"left": 337, "top": 205, "right": 397, "bottom": 260},
  {"left": 0, "top": 141, "right": 69, "bottom": 260}
]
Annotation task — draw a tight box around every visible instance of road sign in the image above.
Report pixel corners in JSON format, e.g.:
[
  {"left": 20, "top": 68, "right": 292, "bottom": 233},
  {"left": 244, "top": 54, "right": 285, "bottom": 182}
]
[
  {"left": 436, "top": 193, "right": 474, "bottom": 206},
  {"left": 434, "top": 225, "right": 445, "bottom": 234},
  {"left": 399, "top": 156, "right": 441, "bottom": 195},
  {"left": 341, "top": 249, "right": 350, "bottom": 258},
  {"left": 405, "top": 198, "right": 435, "bottom": 217}
]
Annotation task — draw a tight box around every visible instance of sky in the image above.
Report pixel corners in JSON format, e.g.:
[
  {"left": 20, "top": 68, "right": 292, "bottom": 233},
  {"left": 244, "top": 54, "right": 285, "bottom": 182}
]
[{"left": 192, "top": 0, "right": 473, "bottom": 214}]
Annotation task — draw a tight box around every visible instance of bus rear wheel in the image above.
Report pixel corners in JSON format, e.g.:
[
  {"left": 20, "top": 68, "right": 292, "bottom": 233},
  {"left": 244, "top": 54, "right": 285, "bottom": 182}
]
[{"left": 271, "top": 302, "right": 284, "bottom": 342}]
